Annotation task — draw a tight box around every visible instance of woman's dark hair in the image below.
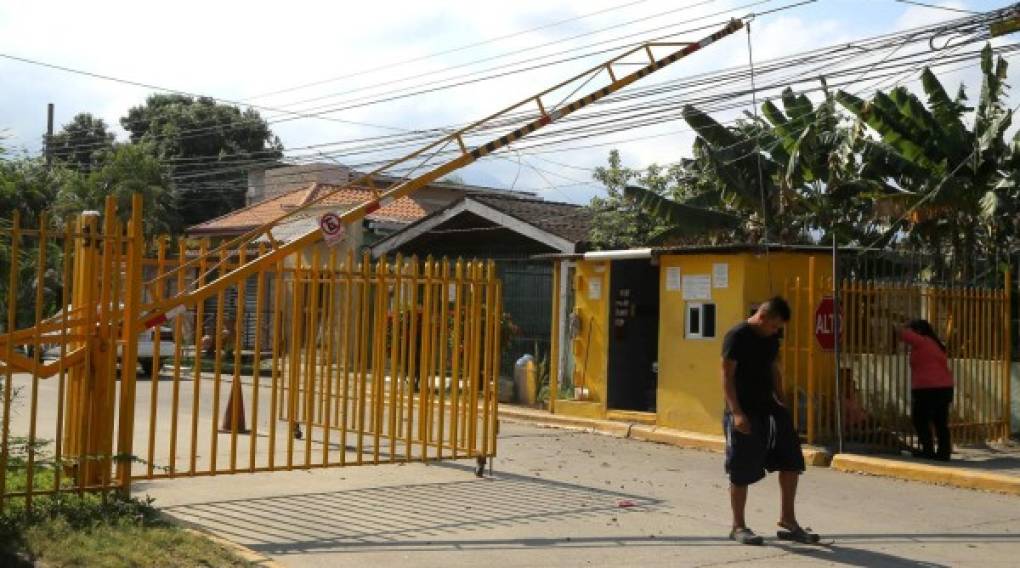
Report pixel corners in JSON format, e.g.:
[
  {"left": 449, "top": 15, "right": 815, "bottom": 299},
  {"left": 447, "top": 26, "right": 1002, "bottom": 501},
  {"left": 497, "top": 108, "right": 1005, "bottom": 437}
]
[{"left": 906, "top": 319, "right": 947, "bottom": 353}]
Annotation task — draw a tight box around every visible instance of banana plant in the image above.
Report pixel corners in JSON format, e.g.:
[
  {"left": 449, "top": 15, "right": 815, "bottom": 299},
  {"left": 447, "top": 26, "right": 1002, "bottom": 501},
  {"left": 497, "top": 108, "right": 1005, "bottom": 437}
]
[{"left": 836, "top": 43, "right": 1017, "bottom": 269}]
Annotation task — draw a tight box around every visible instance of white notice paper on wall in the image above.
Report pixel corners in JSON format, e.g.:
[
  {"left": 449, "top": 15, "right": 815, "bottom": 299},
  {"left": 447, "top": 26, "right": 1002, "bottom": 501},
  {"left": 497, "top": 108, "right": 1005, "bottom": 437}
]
[
  {"left": 666, "top": 267, "right": 682, "bottom": 291},
  {"left": 588, "top": 278, "right": 602, "bottom": 300},
  {"left": 713, "top": 263, "right": 729, "bottom": 288},
  {"left": 682, "top": 275, "right": 711, "bottom": 300}
]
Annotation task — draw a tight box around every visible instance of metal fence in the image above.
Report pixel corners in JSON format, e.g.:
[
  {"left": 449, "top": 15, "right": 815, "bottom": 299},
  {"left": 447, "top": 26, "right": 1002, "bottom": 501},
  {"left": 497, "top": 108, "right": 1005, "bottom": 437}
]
[
  {"left": 0, "top": 197, "right": 501, "bottom": 509},
  {"left": 781, "top": 256, "right": 1010, "bottom": 451}
]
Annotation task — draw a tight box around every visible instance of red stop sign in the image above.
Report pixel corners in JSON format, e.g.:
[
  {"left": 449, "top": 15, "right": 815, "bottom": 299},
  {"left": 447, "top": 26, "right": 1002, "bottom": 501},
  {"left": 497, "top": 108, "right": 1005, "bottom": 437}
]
[{"left": 814, "top": 296, "right": 842, "bottom": 351}]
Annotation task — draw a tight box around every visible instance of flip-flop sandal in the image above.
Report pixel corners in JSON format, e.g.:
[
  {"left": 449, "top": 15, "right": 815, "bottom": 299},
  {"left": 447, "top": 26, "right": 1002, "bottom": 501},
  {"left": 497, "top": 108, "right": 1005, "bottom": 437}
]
[
  {"left": 777, "top": 523, "right": 821, "bottom": 544},
  {"left": 729, "top": 527, "right": 764, "bottom": 546}
]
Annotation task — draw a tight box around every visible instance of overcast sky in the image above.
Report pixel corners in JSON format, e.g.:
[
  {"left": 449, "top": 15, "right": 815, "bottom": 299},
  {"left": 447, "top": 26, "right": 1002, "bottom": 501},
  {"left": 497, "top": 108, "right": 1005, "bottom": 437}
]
[{"left": 1, "top": 0, "right": 1014, "bottom": 203}]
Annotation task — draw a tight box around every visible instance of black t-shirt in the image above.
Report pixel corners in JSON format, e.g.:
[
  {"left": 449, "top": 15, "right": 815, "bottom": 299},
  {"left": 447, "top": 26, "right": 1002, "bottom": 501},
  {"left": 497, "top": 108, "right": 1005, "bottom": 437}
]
[{"left": 722, "top": 322, "right": 780, "bottom": 415}]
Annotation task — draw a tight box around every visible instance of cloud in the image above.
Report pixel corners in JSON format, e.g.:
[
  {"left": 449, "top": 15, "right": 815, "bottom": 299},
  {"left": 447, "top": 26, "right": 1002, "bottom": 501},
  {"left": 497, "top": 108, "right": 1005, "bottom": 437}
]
[{"left": 0, "top": 0, "right": 1011, "bottom": 205}]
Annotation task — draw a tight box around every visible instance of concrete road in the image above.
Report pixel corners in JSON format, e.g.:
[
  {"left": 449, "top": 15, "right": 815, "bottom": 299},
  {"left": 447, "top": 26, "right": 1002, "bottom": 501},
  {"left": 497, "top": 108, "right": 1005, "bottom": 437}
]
[{"left": 137, "top": 421, "right": 1020, "bottom": 567}]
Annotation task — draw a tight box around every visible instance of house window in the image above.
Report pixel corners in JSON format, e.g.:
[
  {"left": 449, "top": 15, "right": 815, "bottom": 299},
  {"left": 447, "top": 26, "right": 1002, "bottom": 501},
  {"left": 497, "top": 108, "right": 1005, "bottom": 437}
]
[{"left": 686, "top": 303, "right": 716, "bottom": 339}]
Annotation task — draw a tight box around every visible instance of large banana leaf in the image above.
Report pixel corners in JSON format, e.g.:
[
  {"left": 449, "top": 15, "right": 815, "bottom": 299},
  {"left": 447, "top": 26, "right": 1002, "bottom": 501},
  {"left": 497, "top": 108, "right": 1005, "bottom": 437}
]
[
  {"left": 921, "top": 68, "right": 969, "bottom": 159},
  {"left": 887, "top": 87, "right": 949, "bottom": 161},
  {"left": 624, "top": 185, "right": 742, "bottom": 235},
  {"left": 836, "top": 90, "right": 942, "bottom": 172},
  {"left": 682, "top": 105, "right": 752, "bottom": 156}
]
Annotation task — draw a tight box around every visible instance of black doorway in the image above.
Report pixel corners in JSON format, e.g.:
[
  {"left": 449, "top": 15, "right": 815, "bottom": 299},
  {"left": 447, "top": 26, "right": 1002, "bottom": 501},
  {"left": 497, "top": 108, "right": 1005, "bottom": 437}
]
[{"left": 606, "top": 260, "right": 660, "bottom": 412}]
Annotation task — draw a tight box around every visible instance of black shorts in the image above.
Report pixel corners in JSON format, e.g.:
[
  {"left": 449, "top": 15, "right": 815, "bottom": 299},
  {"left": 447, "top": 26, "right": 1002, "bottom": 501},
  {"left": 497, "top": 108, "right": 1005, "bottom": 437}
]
[{"left": 724, "top": 406, "right": 805, "bottom": 486}]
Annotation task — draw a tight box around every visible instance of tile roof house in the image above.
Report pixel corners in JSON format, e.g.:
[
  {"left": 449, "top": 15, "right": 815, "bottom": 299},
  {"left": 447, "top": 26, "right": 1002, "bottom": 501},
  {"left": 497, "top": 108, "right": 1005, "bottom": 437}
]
[
  {"left": 369, "top": 193, "right": 592, "bottom": 259},
  {"left": 369, "top": 193, "right": 593, "bottom": 382},
  {"left": 186, "top": 183, "right": 428, "bottom": 241},
  {"left": 186, "top": 164, "right": 538, "bottom": 252}
]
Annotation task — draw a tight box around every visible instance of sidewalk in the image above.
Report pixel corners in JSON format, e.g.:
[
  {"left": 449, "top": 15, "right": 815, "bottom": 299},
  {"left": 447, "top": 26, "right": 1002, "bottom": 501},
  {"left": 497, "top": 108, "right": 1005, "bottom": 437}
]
[{"left": 498, "top": 403, "right": 1020, "bottom": 495}]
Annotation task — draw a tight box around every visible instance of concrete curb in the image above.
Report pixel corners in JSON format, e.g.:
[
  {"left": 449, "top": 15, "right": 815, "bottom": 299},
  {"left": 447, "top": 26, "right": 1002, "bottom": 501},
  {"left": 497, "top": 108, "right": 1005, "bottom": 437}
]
[
  {"left": 183, "top": 527, "right": 286, "bottom": 567},
  {"left": 498, "top": 406, "right": 832, "bottom": 466},
  {"left": 831, "top": 454, "right": 1020, "bottom": 496}
]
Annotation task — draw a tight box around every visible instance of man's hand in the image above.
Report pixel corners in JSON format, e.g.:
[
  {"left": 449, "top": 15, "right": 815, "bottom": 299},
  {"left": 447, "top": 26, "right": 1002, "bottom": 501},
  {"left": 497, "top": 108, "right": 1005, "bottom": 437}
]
[
  {"left": 732, "top": 412, "right": 751, "bottom": 434},
  {"left": 773, "top": 393, "right": 786, "bottom": 408}
]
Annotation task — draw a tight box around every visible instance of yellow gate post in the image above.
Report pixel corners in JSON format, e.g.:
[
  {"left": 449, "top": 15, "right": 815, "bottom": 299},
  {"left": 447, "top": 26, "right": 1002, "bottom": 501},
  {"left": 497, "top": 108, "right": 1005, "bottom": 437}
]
[{"left": 63, "top": 211, "right": 99, "bottom": 485}]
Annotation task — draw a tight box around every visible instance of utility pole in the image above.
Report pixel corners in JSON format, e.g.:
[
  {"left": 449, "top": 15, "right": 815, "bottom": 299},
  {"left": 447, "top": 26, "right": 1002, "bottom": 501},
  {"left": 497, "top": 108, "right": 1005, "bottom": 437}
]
[{"left": 44, "top": 103, "right": 54, "bottom": 169}]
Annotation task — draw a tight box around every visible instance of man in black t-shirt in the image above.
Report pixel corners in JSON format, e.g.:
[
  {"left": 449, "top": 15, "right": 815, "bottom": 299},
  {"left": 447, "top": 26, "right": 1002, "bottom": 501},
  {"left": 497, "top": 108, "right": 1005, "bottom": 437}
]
[{"left": 721, "top": 296, "right": 818, "bottom": 545}]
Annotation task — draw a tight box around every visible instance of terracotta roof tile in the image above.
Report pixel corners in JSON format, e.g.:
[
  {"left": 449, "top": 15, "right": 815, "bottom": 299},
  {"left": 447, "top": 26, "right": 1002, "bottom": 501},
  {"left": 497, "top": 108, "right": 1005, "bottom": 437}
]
[{"left": 187, "top": 183, "right": 427, "bottom": 235}]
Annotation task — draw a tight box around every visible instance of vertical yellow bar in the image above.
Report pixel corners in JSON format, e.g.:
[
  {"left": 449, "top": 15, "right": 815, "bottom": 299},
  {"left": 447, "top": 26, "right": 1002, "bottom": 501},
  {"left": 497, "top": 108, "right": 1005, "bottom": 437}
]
[
  {"left": 806, "top": 257, "right": 816, "bottom": 445},
  {"left": 437, "top": 259, "right": 450, "bottom": 458},
  {"left": 549, "top": 261, "right": 560, "bottom": 413},
  {"left": 460, "top": 262, "right": 474, "bottom": 451},
  {"left": 0, "top": 212, "right": 19, "bottom": 506},
  {"left": 480, "top": 262, "right": 496, "bottom": 458},
  {"left": 396, "top": 256, "right": 409, "bottom": 454},
  {"left": 418, "top": 258, "right": 433, "bottom": 461},
  {"left": 1003, "top": 271, "right": 1011, "bottom": 440},
  {"left": 983, "top": 285, "right": 992, "bottom": 441},
  {"left": 322, "top": 249, "right": 337, "bottom": 465},
  {"left": 268, "top": 258, "right": 285, "bottom": 470},
  {"left": 357, "top": 252, "right": 371, "bottom": 463},
  {"left": 97, "top": 200, "right": 118, "bottom": 490},
  {"left": 405, "top": 258, "right": 419, "bottom": 461},
  {"left": 169, "top": 242, "right": 186, "bottom": 476},
  {"left": 53, "top": 223, "right": 73, "bottom": 492},
  {"left": 286, "top": 258, "right": 304, "bottom": 469},
  {"left": 228, "top": 247, "right": 248, "bottom": 472},
  {"left": 469, "top": 262, "right": 483, "bottom": 455},
  {"left": 146, "top": 237, "right": 167, "bottom": 479},
  {"left": 303, "top": 249, "right": 321, "bottom": 467},
  {"left": 339, "top": 250, "right": 354, "bottom": 465},
  {"left": 451, "top": 260, "right": 463, "bottom": 457},
  {"left": 25, "top": 214, "right": 47, "bottom": 506},
  {"left": 209, "top": 249, "right": 229, "bottom": 474},
  {"left": 791, "top": 277, "right": 799, "bottom": 432},
  {"left": 190, "top": 240, "right": 208, "bottom": 475},
  {"left": 249, "top": 245, "right": 267, "bottom": 471},
  {"left": 116, "top": 194, "right": 144, "bottom": 493},
  {"left": 73, "top": 212, "right": 99, "bottom": 494},
  {"left": 375, "top": 258, "right": 390, "bottom": 462},
  {"left": 388, "top": 256, "right": 402, "bottom": 462},
  {"left": 490, "top": 279, "right": 503, "bottom": 457},
  {"left": 972, "top": 287, "right": 981, "bottom": 442}
]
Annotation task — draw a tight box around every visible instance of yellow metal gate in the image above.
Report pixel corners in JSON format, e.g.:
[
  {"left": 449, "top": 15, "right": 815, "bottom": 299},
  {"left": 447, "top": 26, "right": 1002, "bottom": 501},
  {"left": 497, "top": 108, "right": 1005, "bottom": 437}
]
[
  {"left": 0, "top": 198, "right": 501, "bottom": 507},
  {"left": 0, "top": 18, "right": 750, "bottom": 507},
  {"left": 781, "top": 257, "right": 1011, "bottom": 450}
]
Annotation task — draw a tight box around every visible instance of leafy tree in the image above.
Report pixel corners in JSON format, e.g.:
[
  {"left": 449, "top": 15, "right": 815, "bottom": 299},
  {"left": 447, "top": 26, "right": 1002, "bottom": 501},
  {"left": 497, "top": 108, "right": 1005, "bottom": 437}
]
[
  {"left": 603, "top": 85, "right": 885, "bottom": 247},
  {"left": 836, "top": 43, "right": 1017, "bottom": 273},
  {"left": 121, "top": 94, "right": 283, "bottom": 230},
  {"left": 588, "top": 150, "right": 682, "bottom": 248},
  {"left": 54, "top": 144, "right": 175, "bottom": 239},
  {"left": 0, "top": 146, "right": 63, "bottom": 332},
  {"left": 48, "top": 113, "right": 115, "bottom": 174}
]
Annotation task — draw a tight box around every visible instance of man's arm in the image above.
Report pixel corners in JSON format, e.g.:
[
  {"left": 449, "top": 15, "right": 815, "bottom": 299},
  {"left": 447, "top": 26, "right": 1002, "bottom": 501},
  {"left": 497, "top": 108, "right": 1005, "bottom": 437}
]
[
  {"left": 772, "top": 360, "right": 785, "bottom": 407},
  {"left": 722, "top": 359, "right": 750, "bottom": 433}
]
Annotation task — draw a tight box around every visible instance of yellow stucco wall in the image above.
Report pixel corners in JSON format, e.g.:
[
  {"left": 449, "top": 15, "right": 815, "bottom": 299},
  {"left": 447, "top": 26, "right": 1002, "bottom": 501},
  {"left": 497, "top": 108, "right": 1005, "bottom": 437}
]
[
  {"left": 556, "top": 251, "right": 835, "bottom": 434},
  {"left": 656, "top": 254, "right": 749, "bottom": 433},
  {"left": 656, "top": 252, "right": 834, "bottom": 435},
  {"left": 570, "top": 260, "right": 609, "bottom": 412}
]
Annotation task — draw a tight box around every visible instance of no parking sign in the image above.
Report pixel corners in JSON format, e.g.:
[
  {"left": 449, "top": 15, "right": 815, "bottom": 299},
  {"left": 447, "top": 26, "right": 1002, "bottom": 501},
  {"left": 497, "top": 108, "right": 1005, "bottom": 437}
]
[{"left": 319, "top": 212, "right": 345, "bottom": 246}]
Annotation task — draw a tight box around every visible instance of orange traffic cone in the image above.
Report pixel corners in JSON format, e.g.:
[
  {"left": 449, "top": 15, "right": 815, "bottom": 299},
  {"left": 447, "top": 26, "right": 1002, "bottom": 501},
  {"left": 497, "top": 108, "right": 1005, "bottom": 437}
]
[{"left": 220, "top": 377, "right": 249, "bottom": 434}]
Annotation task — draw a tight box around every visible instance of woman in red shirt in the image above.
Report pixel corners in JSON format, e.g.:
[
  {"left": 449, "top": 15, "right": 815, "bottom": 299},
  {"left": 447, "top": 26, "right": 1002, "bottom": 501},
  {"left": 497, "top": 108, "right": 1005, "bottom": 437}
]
[{"left": 898, "top": 319, "right": 954, "bottom": 461}]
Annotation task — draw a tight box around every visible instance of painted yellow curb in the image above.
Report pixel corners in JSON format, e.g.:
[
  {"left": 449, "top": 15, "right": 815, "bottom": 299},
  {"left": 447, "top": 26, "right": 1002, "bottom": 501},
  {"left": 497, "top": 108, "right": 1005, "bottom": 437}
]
[
  {"left": 498, "top": 407, "right": 632, "bottom": 437},
  {"left": 499, "top": 406, "right": 832, "bottom": 466},
  {"left": 831, "top": 454, "right": 1020, "bottom": 495},
  {"left": 629, "top": 425, "right": 725, "bottom": 452}
]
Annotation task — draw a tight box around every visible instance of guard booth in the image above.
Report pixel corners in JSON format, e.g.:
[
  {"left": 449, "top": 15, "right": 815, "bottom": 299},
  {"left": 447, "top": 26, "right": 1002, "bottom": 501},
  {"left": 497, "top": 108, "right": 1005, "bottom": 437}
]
[{"left": 546, "top": 245, "right": 833, "bottom": 436}]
